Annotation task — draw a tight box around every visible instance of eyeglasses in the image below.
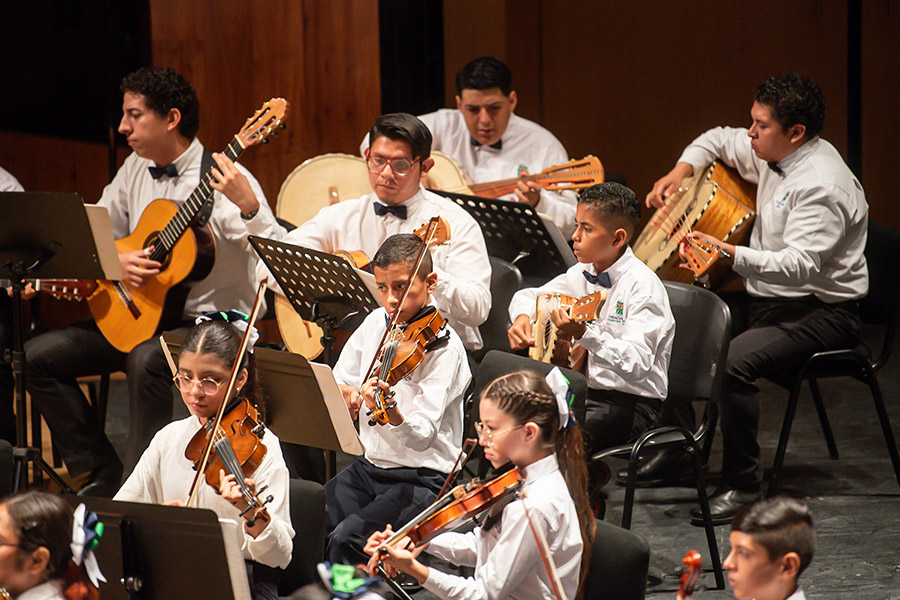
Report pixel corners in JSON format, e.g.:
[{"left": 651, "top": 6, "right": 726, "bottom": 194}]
[
  {"left": 473, "top": 421, "right": 522, "bottom": 447},
  {"left": 173, "top": 374, "right": 227, "bottom": 395},
  {"left": 366, "top": 155, "right": 418, "bottom": 177}
]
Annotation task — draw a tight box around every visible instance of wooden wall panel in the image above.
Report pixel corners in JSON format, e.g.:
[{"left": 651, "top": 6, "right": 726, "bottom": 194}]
[
  {"left": 861, "top": 2, "right": 900, "bottom": 228},
  {"left": 148, "top": 0, "right": 382, "bottom": 212}
]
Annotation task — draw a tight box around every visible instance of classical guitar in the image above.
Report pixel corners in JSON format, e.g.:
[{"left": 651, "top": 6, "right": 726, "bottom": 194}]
[
  {"left": 429, "top": 154, "right": 605, "bottom": 199},
  {"left": 56, "top": 99, "right": 288, "bottom": 352},
  {"left": 529, "top": 290, "right": 607, "bottom": 371},
  {"left": 0, "top": 279, "right": 95, "bottom": 300}
]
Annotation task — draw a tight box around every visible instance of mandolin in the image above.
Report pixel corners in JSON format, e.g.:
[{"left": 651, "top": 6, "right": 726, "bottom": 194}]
[
  {"left": 60, "top": 99, "right": 288, "bottom": 352},
  {"left": 530, "top": 290, "right": 607, "bottom": 371}
]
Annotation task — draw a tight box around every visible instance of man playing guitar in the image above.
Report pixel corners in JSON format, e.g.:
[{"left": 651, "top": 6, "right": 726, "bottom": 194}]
[{"left": 24, "top": 66, "right": 284, "bottom": 497}]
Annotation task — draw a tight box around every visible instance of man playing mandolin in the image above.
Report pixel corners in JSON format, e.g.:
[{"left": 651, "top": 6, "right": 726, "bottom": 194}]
[
  {"left": 25, "top": 66, "right": 285, "bottom": 497},
  {"left": 644, "top": 74, "right": 867, "bottom": 525}
]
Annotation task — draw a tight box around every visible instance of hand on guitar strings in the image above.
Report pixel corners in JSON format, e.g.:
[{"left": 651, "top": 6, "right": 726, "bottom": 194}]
[
  {"left": 514, "top": 178, "right": 542, "bottom": 208},
  {"left": 5, "top": 281, "right": 37, "bottom": 300},
  {"left": 679, "top": 232, "right": 736, "bottom": 267},
  {"left": 549, "top": 307, "right": 587, "bottom": 339},
  {"left": 209, "top": 152, "right": 261, "bottom": 218},
  {"left": 508, "top": 314, "right": 536, "bottom": 350},
  {"left": 119, "top": 246, "right": 162, "bottom": 287},
  {"left": 646, "top": 162, "right": 695, "bottom": 209}
]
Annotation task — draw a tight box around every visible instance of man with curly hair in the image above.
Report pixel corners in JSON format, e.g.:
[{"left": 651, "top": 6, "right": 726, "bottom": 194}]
[
  {"left": 644, "top": 74, "right": 868, "bottom": 523},
  {"left": 24, "top": 67, "right": 284, "bottom": 497}
]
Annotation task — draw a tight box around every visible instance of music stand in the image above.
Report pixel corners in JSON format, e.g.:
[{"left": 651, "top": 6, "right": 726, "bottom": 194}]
[
  {"left": 63, "top": 494, "right": 250, "bottom": 600},
  {"left": 0, "top": 192, "right": 122, "bottom": 490},
  {"left": 248, "top": 236, "right": 380, "bottom": 366},
  {"left": 429, "top": 188, "right": 577, "bottom": 285},
  {"left": 160, "top": 332, "right": 363, "bottom": 479}
]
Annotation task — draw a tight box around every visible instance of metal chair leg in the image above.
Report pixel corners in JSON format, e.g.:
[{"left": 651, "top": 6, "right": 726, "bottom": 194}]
[
  {"left": 690, "top": 443, "right": 725, "bottom": 590},
  {"left": 865, "top": 367, "right": 900, "bottom": 491},
  {"left": 808, "top": 378, "right": 838, "bottom": 459},
  {"left": 768, "top": 380, "right": 803, "bottom": 498}
]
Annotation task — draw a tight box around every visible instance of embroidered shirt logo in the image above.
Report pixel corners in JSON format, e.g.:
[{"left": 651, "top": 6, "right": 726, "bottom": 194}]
[
  {"left": 607, "top": 300, "right": 625, "bottom": 324},
  {"left": 775, "top": 190, "right": 790, "bottom": 209},
  {"left": 518, "top": 165, "right": 529, "bottom": 177}
]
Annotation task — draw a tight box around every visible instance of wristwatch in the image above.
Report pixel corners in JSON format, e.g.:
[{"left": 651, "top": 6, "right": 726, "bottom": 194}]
[{"left": 241, "top": 208, "right": 259, "bottom": 220}]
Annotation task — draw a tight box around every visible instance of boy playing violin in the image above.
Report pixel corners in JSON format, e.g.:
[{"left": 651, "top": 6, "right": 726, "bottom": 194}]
[
  {"left": 507, "top": 182, "right": 675, "bottom": 484},
  {"left": 327, "top": 233, "right": 470, "bottom": 565}
]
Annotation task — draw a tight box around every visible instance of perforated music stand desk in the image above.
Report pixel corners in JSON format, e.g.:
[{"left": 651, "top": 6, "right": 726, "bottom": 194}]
[
  {"left": 429, "top": 189, "right": 576, "bottom": 284},
  {"left": 248, "top": 235, "right": 380, "bottom": 365},
  {"left": 161, "top": 332, "right": 363, "bottom": 457},
  {"left": 63, "top": 494, "right": 249, "bottom": 600}
]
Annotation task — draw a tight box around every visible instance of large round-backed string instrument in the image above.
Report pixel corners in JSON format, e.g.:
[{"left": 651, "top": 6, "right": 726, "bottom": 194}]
[{"left": 633, "top": 160, "right": 756, "bottom": 288}]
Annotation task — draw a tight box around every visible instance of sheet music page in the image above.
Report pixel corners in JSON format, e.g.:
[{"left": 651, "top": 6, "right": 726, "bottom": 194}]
[
  {"left": 309, "top": 362, "right": 365, "bottom": 456},
  {"left": 84, "top": 204, "right": 124, "bottom": 280},
  {"left": 353, "top": 267, "right": 382, "bottom": 307},
  {"left": 218, "top": 519, "right": 253, "bottom": 600}
]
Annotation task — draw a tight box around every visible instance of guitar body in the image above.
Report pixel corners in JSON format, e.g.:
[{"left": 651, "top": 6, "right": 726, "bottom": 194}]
[
  {"left": 426, "top": 151, "right": 473, "bottom": 195},
  {"left": 276, "top": 153, "right": 371, "bottom": 228},
  {"left": 89, "top": 198, "right": 215, "bottom": 353},
  {"left": 529, "top": 291, "right": 606, "bottom": 371},
  {"left": 633, "top": 160, "right": 756, "bottom": 287}
]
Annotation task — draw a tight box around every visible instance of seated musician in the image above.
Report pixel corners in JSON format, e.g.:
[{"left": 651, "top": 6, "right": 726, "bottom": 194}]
[
  {"left": 361, "top": 56, "right": 578, "bottom": 237},
  {"left": 259, "top": 112, "right": 491, "bottom": 351},
  {"left": 115, "top": 315, "right": 293, "bottom": 600},
  {"left": 644, "top": 74, "right": 867, "bottom": 524},
  {"left": 1, "top": 164, "right": 24, "bottom": 445},
  {"left": 724, "top": 497, "right": 815, "bottom": 600},
  {"left": 23, "top": 66, "right": 284, "bottom": 496},
  {"left": 364, "top": 369, "right": 595, "bottom": 600},
  {"left": 325, "top": 233, "right": 469, "bottom": 566},
  {"left": 507, "top": 182, "right": 675, "bottom": 497}
]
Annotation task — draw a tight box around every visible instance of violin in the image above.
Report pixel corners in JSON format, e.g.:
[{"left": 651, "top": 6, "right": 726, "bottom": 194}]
[
  {"left": 183, "top": 280, "right": 274, "bottom": 527},
  {"left": 676, "top": 550, "right": 702, "bottom": 600},
  {"left": 363, "top": 217, "right": 448, "bottom": 426},
  {"left": 334, "top": 216, "right": 452, "bottom": 273}
]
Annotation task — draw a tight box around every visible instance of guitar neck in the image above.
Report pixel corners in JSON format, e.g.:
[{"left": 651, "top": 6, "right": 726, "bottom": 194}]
[{"left": 151, "top": 138, "right": 245, "bottom": 261}]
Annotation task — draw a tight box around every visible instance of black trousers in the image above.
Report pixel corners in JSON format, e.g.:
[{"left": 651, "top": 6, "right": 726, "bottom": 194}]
[
  {"left": 23, "top": 319, "right": 187, "bottom": 476},
  {"left": 583, "top": 388, "right": 662, "bottom": 456},
  {"left": 325, "top": 457, "right": 444, "bottom": 565},
  {"left": 719, "top": 296, "right": 860, "bottom": 492},
  {"left": 0, "top": 294, "right": 15, "bottom": 444}
]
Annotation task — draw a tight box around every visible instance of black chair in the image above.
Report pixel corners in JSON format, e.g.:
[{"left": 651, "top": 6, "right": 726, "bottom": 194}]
[
  {"left": 583, "top": 518, "right": 650, "bottom": 600},
  {"left": 767, "top": 220, "right": 900, "bottom": 496},
  {"left": 591, "top": 281, "right": 730, "bottom": 590},
  {"left": 278, "top": 477, "right": 327, "bottom": 596},
  {"left": 471, "top": 257, "right": 524, "bottom": 363}
]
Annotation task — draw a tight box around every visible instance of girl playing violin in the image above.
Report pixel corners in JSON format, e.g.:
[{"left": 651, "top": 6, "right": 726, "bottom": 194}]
[
  {"left": 327, "top": 233, "right": 470, "bottom": 566},
  {"left": 365, "top": 369, "right": 596, "bottom": 600},
  {"left": 115, "top": 314, "right": 293, "bottom": 600},
  {"left": 0, "top": 491, "right": 103, "bottom": 600}
]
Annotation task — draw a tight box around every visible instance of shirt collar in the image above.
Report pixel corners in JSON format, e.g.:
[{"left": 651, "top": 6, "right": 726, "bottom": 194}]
[
  {"left": 153, "top": 137, "right": 201, "bottom": 180},
  {"left": 583, "top": 246, "right": 635, "bottom": 285},
  {"left": 520, "top": 453, "right": 561, "bottom": 484},
  {"left": 774, "top": 136, "right": 819, "bottom": 175}
]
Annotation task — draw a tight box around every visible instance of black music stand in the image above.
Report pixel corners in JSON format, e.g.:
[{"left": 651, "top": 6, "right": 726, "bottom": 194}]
[
  {"left": 429, "top": 189, "right": 577, "bottom": 284},
  {"left": 160, "top": 332, "right": 364, "bottom": 479},
  {"left": 0, "top": 192, "right": 122, "bottom": 491},
  {"left": 248, "top": 236, "right": 380, "bottom": 366},
  {"left": 63, "top": 494, "right": 250, "bottom": 600}
]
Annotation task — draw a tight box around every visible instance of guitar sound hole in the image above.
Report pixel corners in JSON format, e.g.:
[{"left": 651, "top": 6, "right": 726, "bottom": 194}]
[{"left": 143, "top": 232, "right": 172, "bottom": 271}]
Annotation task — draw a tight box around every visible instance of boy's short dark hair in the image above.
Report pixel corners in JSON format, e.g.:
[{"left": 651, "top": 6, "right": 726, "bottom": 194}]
[
  {"left": 577, "top": 182, "right": 641, "bottom": 236},
  {"left": 121, "top": 66, "right": 200, "bottom": 139},
  {"left": 372, "top": 233, "right": 433, "bottom": 280},
  {"left": 367, "top": 113, "right": 432, "bottom": 162},
  {"left": 754, "top": 73, "right": 826, "bottom": 139},
  {"left": 732, "top": 496, "right": 815, "bottom": 576},
  {"left": 455, "top": 56, "right": 512, "bottom": 96}
]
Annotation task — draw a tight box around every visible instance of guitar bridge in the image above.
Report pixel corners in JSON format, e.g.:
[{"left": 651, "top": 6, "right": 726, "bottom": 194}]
[{"left": 113, "top": 281, "right": 142, "bottom": 319}]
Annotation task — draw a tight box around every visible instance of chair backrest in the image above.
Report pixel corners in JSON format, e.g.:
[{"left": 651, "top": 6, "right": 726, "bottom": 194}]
[
  {"left": 473, "top": 257, "right": 525, "bottom": 360},
  {"left": 663, "top": 281, "right": 732, "bottom": 403},
  {"left": 278, "top": 478, "right": 327, "bottom": 596},
  {"left": 583, "top": 518, "right": 650, "bottom": 600},
  {"left": 472, "top": 350, "right": 588, "bottom": 426},
  {"left": 860, "top": 220, "right": 900, "bottom": 326}
]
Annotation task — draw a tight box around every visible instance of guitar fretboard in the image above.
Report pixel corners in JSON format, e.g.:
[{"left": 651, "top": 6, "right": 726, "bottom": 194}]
[{"left": 149, "top": 138, "right": 244, "bottom": 262}]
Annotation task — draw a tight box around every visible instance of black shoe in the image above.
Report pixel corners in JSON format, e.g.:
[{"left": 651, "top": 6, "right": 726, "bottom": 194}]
[
  {"left": 690, "top": 487, "right": 762, "bottom": 526},
  {"left": 77, "top": 462, "right": 123, "bottom": 498},
  {"left": 616, "top": 449, "right": 700, "bottom": 488}
]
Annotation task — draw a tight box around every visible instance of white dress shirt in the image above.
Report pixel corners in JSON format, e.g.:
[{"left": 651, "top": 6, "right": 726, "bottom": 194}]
[
  {"left": 99, "top": 137, "right": 286, "bottom": 318},
  {"left": 784, "top": 588, "right": 807, "bottom": 600},
  {"left": 257, "top": 186, "right": 491, "bottom": 350},
  {"left": 332, "top": 306, "right": 469, "bottom": 474},
  {"left": 509, "top": 246, "right": 674, "bottom": 400},
  {"left": 0, "top": 166, "right": 23, "bottom": 191},
  {"left": 115, "top": 415, "right": 294, "bottom": 568},
  {"left": 423, "top": 454, "right": 583, "bottom": 600},
  {"left": 16, "top": 581, "right": 65, "bottom": 600},
  {"left": 361, "top": 110, "right": 577, "bottom": 237},
  {"left": 678, "top": 128, "right": 868, "bottom": 303}
]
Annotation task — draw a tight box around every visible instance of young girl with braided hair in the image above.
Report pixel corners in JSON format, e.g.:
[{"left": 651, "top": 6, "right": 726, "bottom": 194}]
[
  {"left": 364, "top": 368, "right": 596, "bottom": 600},
  {"left": 0, "top": 491, "right": 104, "bottom": 600}
]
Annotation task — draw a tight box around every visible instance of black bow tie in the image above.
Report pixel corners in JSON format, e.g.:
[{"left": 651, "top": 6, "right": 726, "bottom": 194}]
[
  {"left": 148, "top": 163, "right": 179, "bottom": 180},
  {"left": 470, "top": 136, "right": 503, "bottom": 151},
  {"left": 583, "top": 270, "right": 612, "bottom": 288},
  {"left": 373, "top": 202, "right": 407, "bottom": 220},
  {"left": 767, "top": 161, "right": 783, "bottom": 175}
]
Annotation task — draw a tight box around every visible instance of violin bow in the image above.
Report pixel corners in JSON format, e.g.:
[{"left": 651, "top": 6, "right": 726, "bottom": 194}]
[
  {"left": 521, "top": 495, "right": 567, "bottom": 600},
  {"left": 185, "top": 278, "right": 268, "bottom": 508},
  {"left": 437, "top": 438, "right": 478, "bottom": 499}
]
